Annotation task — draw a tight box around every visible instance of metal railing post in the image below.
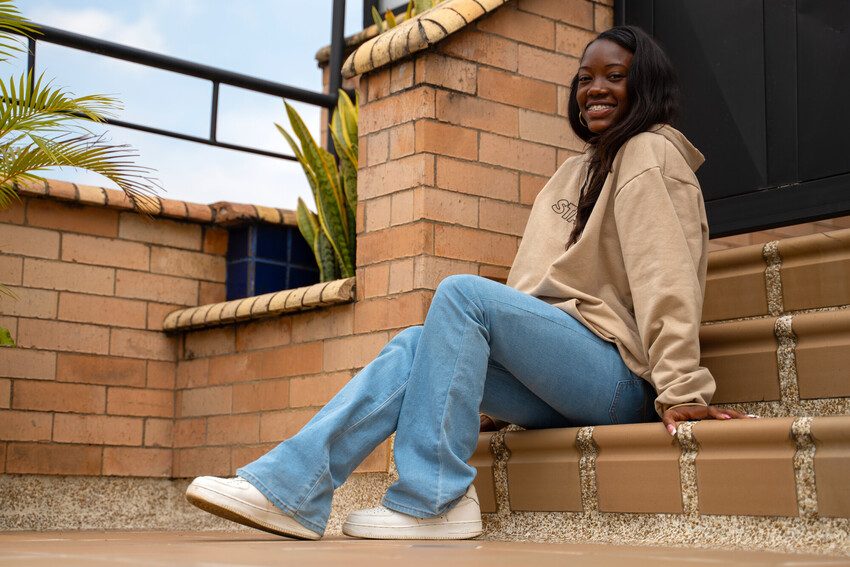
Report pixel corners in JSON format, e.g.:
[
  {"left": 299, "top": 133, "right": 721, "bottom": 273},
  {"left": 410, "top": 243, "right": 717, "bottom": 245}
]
[{"left": 327, "top": 0, "right": 346, "bottom": 152}]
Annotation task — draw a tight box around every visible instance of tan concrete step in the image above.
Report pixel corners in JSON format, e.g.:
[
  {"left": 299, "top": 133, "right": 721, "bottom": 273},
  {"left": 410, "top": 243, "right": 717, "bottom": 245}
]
[{"left": 470, "top": 416, "right": 850, "bottom": 555}]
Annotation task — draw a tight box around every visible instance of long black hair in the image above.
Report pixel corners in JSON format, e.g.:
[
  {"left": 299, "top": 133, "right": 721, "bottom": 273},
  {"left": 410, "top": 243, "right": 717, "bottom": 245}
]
[{"left": 565, "top": 26, "right": 679, "bottom": 248}]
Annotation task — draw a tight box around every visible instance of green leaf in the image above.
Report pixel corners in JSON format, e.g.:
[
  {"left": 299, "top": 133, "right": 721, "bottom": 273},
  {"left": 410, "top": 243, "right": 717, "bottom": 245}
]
[
  {"left": 405, "top": 0, "right": 415, "bottom": 20},
  {"left": 0, "top": 0, "right": 38, "bottom": 65},
  {"left": 0, "top": 326, "right": 14, "bottom": 347},
  {"left": 415, "top": 0, "right": 433, "bottom": 14},
  {"left": 315, "top": 229, "right": 340, "bottom": 282},
  {"left": 385, "top": 10, "right": 397, "bottom": 28},
  {"left": 296, "top": 198, "right": 325, "bottom": 275},
  {"left": 371, "top": 5, "right": 384, "bottom": 32}
]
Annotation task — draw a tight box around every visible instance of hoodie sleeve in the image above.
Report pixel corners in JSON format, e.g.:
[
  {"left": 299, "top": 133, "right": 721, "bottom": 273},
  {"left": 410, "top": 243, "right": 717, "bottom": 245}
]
[{"left": 613, "top": 165, "right": 716, "bottom": 417}]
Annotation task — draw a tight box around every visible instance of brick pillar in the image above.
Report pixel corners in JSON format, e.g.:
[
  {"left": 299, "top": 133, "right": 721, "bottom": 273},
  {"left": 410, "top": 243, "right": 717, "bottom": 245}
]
[{"left": 354, "top": 0, "right": 612, "bottom": 306}]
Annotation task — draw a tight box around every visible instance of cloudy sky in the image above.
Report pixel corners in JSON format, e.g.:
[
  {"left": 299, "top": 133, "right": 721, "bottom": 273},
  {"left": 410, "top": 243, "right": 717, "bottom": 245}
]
[{"left": 11, "top": 0, "right": 365, "bottom": 209}]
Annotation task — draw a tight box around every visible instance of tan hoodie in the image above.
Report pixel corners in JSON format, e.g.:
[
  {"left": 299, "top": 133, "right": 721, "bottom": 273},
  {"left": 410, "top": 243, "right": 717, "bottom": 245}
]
[{"left": 506, "top": 124, "right": 715, "bottom": 417}]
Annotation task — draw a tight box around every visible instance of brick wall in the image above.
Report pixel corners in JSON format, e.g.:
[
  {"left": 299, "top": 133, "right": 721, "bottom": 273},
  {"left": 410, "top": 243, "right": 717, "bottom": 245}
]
[{"left": 0, "top": 188, "right": 226, "bottom": 477}]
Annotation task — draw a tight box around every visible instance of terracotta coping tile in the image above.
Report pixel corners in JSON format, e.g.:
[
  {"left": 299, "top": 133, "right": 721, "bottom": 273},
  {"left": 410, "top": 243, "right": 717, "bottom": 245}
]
[
  {"left": 14, "top": 178, "right": 296, "bottom": 227},
  {"left": 469, "top": 431, "right": 497, "bottom": 513},
  {"left": 792, "top": 310, "right": 850, "bottom": 400},
  {"left": 593, "top": 422, "right": 683, "bottom": 514},
  {"left": 693, "top": 417, "right": 798, "bottom": 517},
  {"left": 699, "top": 318, "right": 780, "bottom": 404},
  {"left": 779, "top": 228, "right": 850, "bottom": 311},
  {"left": 703, "top": 243, "right": 769, "bottom": 321},
  {"left": 504, "top": 428, "right": 582, "bottom": 512},
  {"left": 342, "top": 0, "right": 509, "bottom": 79},
  {"left": 810, "top": 415, "right": 850, "bottom": 518},
  {"left": 162, "top": 277, "right": 356, "bottom": 332}
]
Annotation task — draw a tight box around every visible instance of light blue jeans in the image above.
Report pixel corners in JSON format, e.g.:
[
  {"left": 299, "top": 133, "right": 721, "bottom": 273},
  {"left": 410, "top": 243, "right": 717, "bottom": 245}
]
[{"left": 238, "top": 274, "right": 655, "bottom": 534}]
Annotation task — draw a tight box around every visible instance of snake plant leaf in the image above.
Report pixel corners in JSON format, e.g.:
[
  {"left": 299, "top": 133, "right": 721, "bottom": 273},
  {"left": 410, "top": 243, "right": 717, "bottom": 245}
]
[
  {"left": 385, "top": 10, "right": 397, "bottom": 28},
  {"left": 330, "top": 127, "right": 357, "bottom": 221},
  {"left": 371, "top": 5, "right": 384, "bottom": 32},
  {"left": 296, "top": 197, "right": 323, "bottom": 274},
  {"left": 316, "top": 228, "right": 340, "bottom": 282},
  {"left": 334, "top": 89, "right": 358, "bottom": 165},
  {"left": 414, "top": 0, "right": 432, "bottom": 14},
  {"left": 0, "top": 326, "right": 14, "bottom": 347},
  {"left": 276, "top": 122, "right": 319, "bottom": 204},
  {"left": 405, "top": 0, "right": 415, "bottom": 20}
]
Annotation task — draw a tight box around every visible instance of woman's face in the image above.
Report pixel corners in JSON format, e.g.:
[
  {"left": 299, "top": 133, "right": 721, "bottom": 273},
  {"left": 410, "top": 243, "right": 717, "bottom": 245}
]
[{"left": 576, "top": 39, "right": 633, "bottom": 133}]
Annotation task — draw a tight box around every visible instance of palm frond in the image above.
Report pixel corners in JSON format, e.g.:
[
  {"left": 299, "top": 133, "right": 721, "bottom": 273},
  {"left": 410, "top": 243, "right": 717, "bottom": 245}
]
[
  {"left": 0, "top": 0, "right": 38, "bottom": 64},
  {"left": 0, "top": 132, "right": 161, "bottom": 204}
]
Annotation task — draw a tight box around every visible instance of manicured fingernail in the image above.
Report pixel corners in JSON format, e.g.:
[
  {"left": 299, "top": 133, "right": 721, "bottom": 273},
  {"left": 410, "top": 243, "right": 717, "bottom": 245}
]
[
  {"left": 667, "top": 424, "right": 677, "bottom": 436},
  {"left": 720, "top": 413, "right": 732, "bottom": 419}
]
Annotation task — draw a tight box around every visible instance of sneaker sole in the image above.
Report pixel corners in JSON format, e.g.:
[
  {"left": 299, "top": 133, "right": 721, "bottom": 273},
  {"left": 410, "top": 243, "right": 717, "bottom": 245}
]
[
  {"left": 341, "top": 519, "right": 483, "bottom": 540},
  {"left": 186, "top": 483, "right": 320, "bottom": 540}
]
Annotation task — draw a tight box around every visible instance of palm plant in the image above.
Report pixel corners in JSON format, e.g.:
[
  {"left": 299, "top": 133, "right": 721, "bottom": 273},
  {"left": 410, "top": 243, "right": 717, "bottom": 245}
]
[
  {"left": 372, "top": 0, "right": 445, "bottom": 32},
  {"left": 0, "top": 0, "right": 159, "bottom": 345}
]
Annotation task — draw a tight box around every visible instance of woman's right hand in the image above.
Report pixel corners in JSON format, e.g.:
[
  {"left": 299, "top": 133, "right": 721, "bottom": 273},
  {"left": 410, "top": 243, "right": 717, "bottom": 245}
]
[{"left": 662, "top": 405, "right": 753, "bottom": 436}]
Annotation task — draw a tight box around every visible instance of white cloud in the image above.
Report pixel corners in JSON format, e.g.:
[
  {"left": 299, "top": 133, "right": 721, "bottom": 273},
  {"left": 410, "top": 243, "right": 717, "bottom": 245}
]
[{"left": 27, "top": 7, "right": 167, "bottom": 52}]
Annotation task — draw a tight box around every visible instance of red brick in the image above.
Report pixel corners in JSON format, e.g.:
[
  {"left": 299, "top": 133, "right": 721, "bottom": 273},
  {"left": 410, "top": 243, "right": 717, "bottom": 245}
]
[
  {"left": 480, "top": 199, "right": 532, "bottom": 237},
  {"left": 27, "top": 198, "right": 119, "bottom": 237},
  {"left": 595, "top": 2, "right": 613, "bottom": 31},
  {"left": 206, "top": 414, "right": 260, "bottom": 445},
  {"left": 480, "top": 132, "right": 557, "bottom": 176},
  {"left": 391, "top": 190, "right": 414, "bottom": 226},
  {"left": 107, "top": 387, "right": 173, "bottom": 418},
  {"left": 0, "top": 224, "right": 59, "bottom": 259},
  {"left": 439, "top": 30, "right": 518, "bottom": 71},
  {"left": 357, "top": 223, "right": 435, "bottom": 266},
  {"left": 413, "top": 187, "right": 479, "bottom": 227},
  {"left": 62, "top": 233, "right": 149, "bottom": 270},
  {"left": 203, "top": 226, "right": 228, "bottom": 255},
  {"left": 58, "top": 292, "right": 147, "bottom": 329},
  {"left": 356, "top": 442, "right": 390, "bottom": 473},
  {"left": 556, "top": 22, "right": 598, "bottom": 57},
  {"left": 388, "top": 258, "right": 416, "bottom": 295},
  {"left": 290, "top": 304, "right": 355, "bottom": 343},
  {"left": 232, "top": 379, "right": 290, "bottom": 413},
  {"left": 119, "top": 213, "right": 202, "bottom": 250},
  {"left": 110, "top": 328, "right": 176, "bottom": 361},
  {"left": 518, "top": 0, "right": 594, "bottom": 28},
  {"left": 353, "top": 291, "right": 431, "bottom": 334},
  {"left": 0, "top": 410, "right": 52, "bottom": 441},
  {"left": 0, "top": 348, "right": 56, "bottom": 380},
  {"left": 0, "top": 378, "right": 9, "bottom": 408},
  {"left": 478, "top": 67, "right": 559, "bottom": 114},
  {"left": 0, "top": 286, "right": 57, "bottom": 318},
  {"left": 103, "top": 446, "right": 171, "bottom": 477},
  {"left": 323, "top": 332, "right": 389, "bottom": 372},
  {"left": 518, "top": 44, "right": 578, "bottom": 86},
  {"left": 184, "top": 326, "right": 235, "bottom": 359},
  {"left": 414, "top": 53, "right": 477, "bottom": 94},
  {"left": 358, "top": 154, "right": 435, "bottom": 201},
  {"left": 435, "top": 90, "right": 520, "bottom": 138},
  {"left": 519, "top": 109, "right": 585, "bottom": 151},
  {"left": 365, "top": 196, "right": 392, "bottom": 232},
  {"left": 362, "top": 264, "right": 390, "bottom": 299},
  {"left": 53, "top": 413, "right": 143, "bottom": 445},
  {"left": 0, "top": 442, "right": 5, "bottom": 473},
  {"left": 0, "top": 200, "right": 24, "bottom": 223},
  {"left": 415, "top": 120, "right": 478, "bottom": 161},
  {"left": 366, "top": 130, "right": 389, "bottom": 167},
  {"left": 13, "top": 380, "right": 105, "bottom": 413},
  {"left": 359, "top": 87, "right": 436, "bottom": 135},
  {"left": 178, "top": 385, "right": 232, "bottom": 417},
  {"left": 23, "top": 258, "right": 114, "bottom": 296},
  {"left": 0, "top": 256, "right": 22, "bottom": 286},
  {"left": 480, "top": 264, "right": 511, "bottom": 283},
  {"left": 198, "top": 282, "right": 226, "bottom": 305},
  {"left": 436, "top": 156, "right": 519, "bottom": 201},
  {"left": 147, "top": 361, "right": 176, "bottom": 389},
  {"left": 520, "top": 173, "right": 550, "bottom": 205},
  {"left": 235, "top": 317, "right": 292, "bottom": 352},
  {"left": 259, "top": 409, "right": 317, "bottom": 443},
  {"left": 173, "top": 417, "right": 206, "bottom": 448},
  {"left": 173, "top": 446, "right": 230, "bottom": 477},
  {"left": 56, "top": 353, "right": 146, "bottom": 387},
  {"left": 435, "top": 225, "right": 519, "bottom": 265},
  {"left": 232, "top": 443, "right": 276, "bottom": 469},
  {"left": 390, "top": 60, "right": 414, "bottom": 93},
  {"left": 477, "top": 5, "right": 556, "bottom": 49},
  {"left": 289, "top": 372, "right": 352, "bottom": 407},
  {"left": 7, "top": 442, "right": 101, "bottom": 475},
  {"left": 388, "top": 122, "right": 415, "bottom": 160},
  {"left": 146, "top": 303, "right": 181, "bottom": 332},
  {"left": 557, "top": 147, "right": 581, "bottom": 164},
  {"left": 144, "top": 418, "right": 173, "bottom": 447},
  {"left": 176, "top": 358, "right": 209, "bottom": 389},
  {"left": 150, "top": 246, "right": 226, "bottom": 282},
  {"left": 115, "top": 270, "right": 198, "bottom": 306},
  {"left": 366, "top": 67, "right": 391, "bottom": 102},
  {"left": 17, "top": 319, "right": 109, "bottom": 354}
]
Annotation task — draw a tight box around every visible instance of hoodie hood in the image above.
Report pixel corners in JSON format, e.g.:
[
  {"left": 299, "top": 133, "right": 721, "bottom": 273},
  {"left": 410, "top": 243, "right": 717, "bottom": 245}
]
[{"left": 653, "top": 124, "right": 705, "bottom": 173}]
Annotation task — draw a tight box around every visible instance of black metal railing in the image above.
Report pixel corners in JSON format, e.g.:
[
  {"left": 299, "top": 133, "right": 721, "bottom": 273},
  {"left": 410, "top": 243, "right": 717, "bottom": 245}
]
[{"left": 16, "top": 0, "right": 347, "bottom": 160}]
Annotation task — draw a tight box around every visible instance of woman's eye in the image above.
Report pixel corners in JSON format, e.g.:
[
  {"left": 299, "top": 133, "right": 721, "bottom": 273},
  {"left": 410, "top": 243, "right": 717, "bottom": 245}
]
[
  {"left": 577, "top": 76, "right": 591, "bottom": 83},
  {"left": 608, "top": 73, "right": 624, "bottom": 80}
]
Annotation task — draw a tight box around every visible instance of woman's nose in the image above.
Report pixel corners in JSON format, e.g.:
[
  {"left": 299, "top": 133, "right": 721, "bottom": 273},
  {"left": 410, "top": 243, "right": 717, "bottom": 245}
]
[{"left": 587, "top": 80, "right": 608, "bottom": 96}]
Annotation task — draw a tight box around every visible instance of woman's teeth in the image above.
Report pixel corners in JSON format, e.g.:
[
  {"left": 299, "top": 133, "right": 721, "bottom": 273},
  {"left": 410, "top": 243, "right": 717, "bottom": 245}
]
[{"left": 588, "top": 104, "right": 613, "bottom": 111}]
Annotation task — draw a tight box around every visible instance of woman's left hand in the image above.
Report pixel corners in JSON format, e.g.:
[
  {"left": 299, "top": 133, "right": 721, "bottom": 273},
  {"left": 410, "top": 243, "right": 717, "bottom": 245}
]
[{"left": 662, "top": 405, "right": 752, "bottom": 436}]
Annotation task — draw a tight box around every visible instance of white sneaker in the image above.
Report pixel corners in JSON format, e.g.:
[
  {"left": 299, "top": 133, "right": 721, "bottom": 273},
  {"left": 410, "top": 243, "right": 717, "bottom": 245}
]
[
  {"left": 342, "top": 484, "right": 483, "bottom": 540},
  {"left": 185, "top": 476, "right": 321, "bottom": 540}
]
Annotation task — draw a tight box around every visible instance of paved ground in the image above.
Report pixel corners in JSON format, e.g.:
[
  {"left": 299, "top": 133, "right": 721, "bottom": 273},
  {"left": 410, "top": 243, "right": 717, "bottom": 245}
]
[{"left": 1, "top": 532, "right": 848, "bottom": 566}]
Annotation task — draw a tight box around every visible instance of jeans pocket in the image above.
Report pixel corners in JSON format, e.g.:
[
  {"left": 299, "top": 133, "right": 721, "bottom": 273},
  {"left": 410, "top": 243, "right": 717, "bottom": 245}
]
[{"left": 608, "top": 379, "right": 652, "bottom": 425}]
